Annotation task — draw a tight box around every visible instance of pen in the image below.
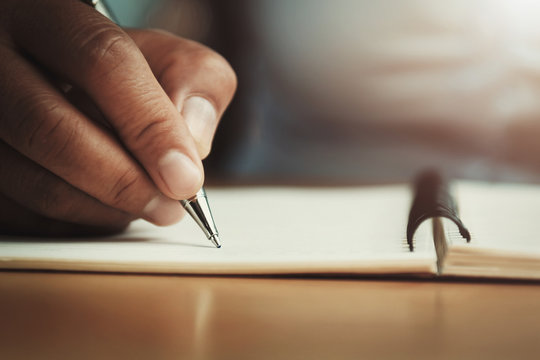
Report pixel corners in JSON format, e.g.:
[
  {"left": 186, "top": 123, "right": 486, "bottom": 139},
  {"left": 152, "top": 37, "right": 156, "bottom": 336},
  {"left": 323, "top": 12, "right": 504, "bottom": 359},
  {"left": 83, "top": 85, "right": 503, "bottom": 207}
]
[
  {"left": 85, "top": 0, "right": 221, "bottom": 248},
  {"left": 181, "top": 189, "right": 221, "bottom": 248}
]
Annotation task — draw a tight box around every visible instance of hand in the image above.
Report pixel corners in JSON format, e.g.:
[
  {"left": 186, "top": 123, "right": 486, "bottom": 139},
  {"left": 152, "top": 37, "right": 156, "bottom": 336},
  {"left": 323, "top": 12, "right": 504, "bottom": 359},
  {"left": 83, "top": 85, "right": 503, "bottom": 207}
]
[{"left": 0, "top": 0, "right": 237, "bottom": 236}]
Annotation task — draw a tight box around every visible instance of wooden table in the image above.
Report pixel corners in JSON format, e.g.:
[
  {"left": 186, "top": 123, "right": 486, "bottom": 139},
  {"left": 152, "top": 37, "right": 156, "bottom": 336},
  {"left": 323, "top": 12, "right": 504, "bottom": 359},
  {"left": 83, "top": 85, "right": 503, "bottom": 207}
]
[{"left": 0, "top": 271, "right": 539, "bottom": 359}]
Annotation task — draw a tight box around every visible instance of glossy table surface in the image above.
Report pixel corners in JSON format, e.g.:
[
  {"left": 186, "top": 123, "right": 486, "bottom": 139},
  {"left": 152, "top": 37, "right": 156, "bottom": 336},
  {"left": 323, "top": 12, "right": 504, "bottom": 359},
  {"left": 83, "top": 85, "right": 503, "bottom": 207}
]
[{"left": 1, "top": 271, "right": 539, "bottom": 360}]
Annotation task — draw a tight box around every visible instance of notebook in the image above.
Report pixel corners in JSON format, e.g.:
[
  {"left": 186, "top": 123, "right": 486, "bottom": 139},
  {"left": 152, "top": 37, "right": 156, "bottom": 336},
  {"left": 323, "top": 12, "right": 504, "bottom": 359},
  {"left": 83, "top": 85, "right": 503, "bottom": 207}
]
[{"left": 1, "top": 172, "right": 539, "bottom": 280}]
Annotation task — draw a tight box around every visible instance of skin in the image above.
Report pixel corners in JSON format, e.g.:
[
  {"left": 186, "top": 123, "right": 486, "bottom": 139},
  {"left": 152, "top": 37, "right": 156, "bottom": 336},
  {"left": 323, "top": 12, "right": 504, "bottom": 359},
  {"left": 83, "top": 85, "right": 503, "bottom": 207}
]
[{"left": 0, "top": 0, "right": 237, "bottom": 237}]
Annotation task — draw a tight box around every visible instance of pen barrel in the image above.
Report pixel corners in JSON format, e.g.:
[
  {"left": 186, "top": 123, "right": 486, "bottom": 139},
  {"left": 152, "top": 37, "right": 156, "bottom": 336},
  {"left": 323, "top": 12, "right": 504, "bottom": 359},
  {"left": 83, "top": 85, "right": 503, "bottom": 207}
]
[
  {"left": 84, "top": 0, "right": 117, "bottom": 22},
  {"left": 181, "top": 188, "right": 219, "bottom": 240}
]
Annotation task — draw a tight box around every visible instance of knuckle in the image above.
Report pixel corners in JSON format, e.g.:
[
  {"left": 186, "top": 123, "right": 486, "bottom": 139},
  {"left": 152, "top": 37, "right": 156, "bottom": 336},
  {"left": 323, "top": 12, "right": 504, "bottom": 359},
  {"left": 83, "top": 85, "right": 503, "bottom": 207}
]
[
  {"left": 4, "top": 93, "right": 44, "bottom": 145},
  {"left": 129, "top": 112, "right": 174, "bottom": 149},
  {"left": 33, "top": 117, "right": 77, "bottom": 164},
  {"left": 75, "top": 24, "right": 133, "bottom": 79},
  {"left": 11, "top": 95, "right": 79, "bottom": 163},
  {"left": 108, "top": 97, "right": 175, "bottom": 154},
  {"left": 108, "top": 167, "right": 144, "bottom": 209},
  {"left": 197, "top": 50, "right": 238, "bottom": 96},
  {"left": 155, "top": 37, "right": 237, "bottom": 107},
  {"left": 170, "top": 39, "right": 237, "bottom": 93}
]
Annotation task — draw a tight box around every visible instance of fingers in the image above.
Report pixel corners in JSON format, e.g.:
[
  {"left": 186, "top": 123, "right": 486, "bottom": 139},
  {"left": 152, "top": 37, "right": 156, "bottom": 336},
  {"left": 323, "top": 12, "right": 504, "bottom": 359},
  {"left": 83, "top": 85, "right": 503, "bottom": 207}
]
[
  {"left": 0, "top": 47, "right": 184, "bottom": 226},
  {"left": 0, "top": 140, "right": 133, "bottom": 229},
  {"left": 128, "top": 29, "right": 238, "bottom": 158},
  {"left": 0, "top": 193, "right": 126, "bottom": 237},
  {"left": 9, "top": 0, "right": 204, "bottom": 199}
]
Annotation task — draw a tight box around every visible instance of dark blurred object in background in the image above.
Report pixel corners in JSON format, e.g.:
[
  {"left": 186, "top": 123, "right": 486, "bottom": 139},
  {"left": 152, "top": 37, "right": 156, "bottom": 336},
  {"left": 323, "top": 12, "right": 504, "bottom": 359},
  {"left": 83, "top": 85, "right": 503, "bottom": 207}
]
[{"left": 110, "top": 0, "right": 540, "bottom": 184}]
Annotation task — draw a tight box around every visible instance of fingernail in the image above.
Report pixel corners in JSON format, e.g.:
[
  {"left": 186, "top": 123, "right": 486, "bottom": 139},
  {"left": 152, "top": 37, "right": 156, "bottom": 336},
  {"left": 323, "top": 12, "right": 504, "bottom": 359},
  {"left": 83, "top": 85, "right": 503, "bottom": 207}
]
[
  {"left": 182, "top": 96, "right": 218, "bottom": 155},
  {"left": 158, "top": 150, "right": 202, "bottom": 199},
  {"left": 143, "top": 195, "right": 185, "bottom": 226}
]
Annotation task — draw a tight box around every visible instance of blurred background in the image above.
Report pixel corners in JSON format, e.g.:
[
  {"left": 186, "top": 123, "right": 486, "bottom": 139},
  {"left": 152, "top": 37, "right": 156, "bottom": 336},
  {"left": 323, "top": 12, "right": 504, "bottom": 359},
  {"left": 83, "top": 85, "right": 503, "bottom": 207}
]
[{"left": 108, "top": 0, "right": 540, "bottom": 184}]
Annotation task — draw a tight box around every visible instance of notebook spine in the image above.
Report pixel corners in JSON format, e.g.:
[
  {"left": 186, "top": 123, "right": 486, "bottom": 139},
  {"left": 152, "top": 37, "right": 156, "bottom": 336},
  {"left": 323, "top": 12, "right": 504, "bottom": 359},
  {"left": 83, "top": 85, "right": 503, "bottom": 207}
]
[{"left": 406, "top": 170, "right": 470, "bottom": 251}]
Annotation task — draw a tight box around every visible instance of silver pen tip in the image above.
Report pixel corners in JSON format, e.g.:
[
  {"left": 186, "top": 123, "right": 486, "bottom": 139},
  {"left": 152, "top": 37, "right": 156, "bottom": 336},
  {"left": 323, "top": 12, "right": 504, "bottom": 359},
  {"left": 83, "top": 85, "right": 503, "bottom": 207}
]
[{"left": 209, "top": 234, "right": 221, "bottom": 248}]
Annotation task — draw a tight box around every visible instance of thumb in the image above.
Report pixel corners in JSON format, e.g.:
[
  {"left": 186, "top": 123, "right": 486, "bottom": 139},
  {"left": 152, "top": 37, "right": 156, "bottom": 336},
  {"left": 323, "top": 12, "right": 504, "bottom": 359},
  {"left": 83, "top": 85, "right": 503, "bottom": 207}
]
[{"left": 129, "top": 30, "right": 237, "bottom": 159}]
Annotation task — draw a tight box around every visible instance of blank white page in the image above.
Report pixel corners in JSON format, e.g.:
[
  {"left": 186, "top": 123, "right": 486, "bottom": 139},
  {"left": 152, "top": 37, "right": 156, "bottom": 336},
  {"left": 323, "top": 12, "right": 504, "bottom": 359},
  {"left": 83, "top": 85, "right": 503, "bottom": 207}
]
[
  {"left": 453, "top": 181, "right": 540, "bottom": 256},
  {"left": 441, "top": 181, "right": 540, "bottom": 280},
  {"left": 0, "top": 186, "right": 436, "bottom": 275}
]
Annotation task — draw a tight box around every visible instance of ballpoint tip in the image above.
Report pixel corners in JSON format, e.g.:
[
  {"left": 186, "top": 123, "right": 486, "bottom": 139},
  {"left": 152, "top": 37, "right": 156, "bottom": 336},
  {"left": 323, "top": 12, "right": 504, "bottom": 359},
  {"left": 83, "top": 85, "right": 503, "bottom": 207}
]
[{"left": 210, "top": 234, "right": 221, "bottom": 248}]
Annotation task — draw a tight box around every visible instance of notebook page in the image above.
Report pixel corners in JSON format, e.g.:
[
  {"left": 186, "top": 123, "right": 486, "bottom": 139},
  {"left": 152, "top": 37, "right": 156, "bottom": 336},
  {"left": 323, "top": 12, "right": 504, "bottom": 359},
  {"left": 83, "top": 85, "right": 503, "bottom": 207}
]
[
  {"left": 0, "top": 186, "right": 437, "bottom": 275},
  {"left": 453, "top": 181, "right": 540, "bottom": 257}
]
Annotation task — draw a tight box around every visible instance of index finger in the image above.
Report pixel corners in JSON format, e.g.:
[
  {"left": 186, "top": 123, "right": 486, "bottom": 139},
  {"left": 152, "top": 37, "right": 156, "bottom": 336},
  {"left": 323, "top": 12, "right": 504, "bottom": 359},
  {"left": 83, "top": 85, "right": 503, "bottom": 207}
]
[{"left": 9, "top": 0, "right": 203, "bottom": 200}]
